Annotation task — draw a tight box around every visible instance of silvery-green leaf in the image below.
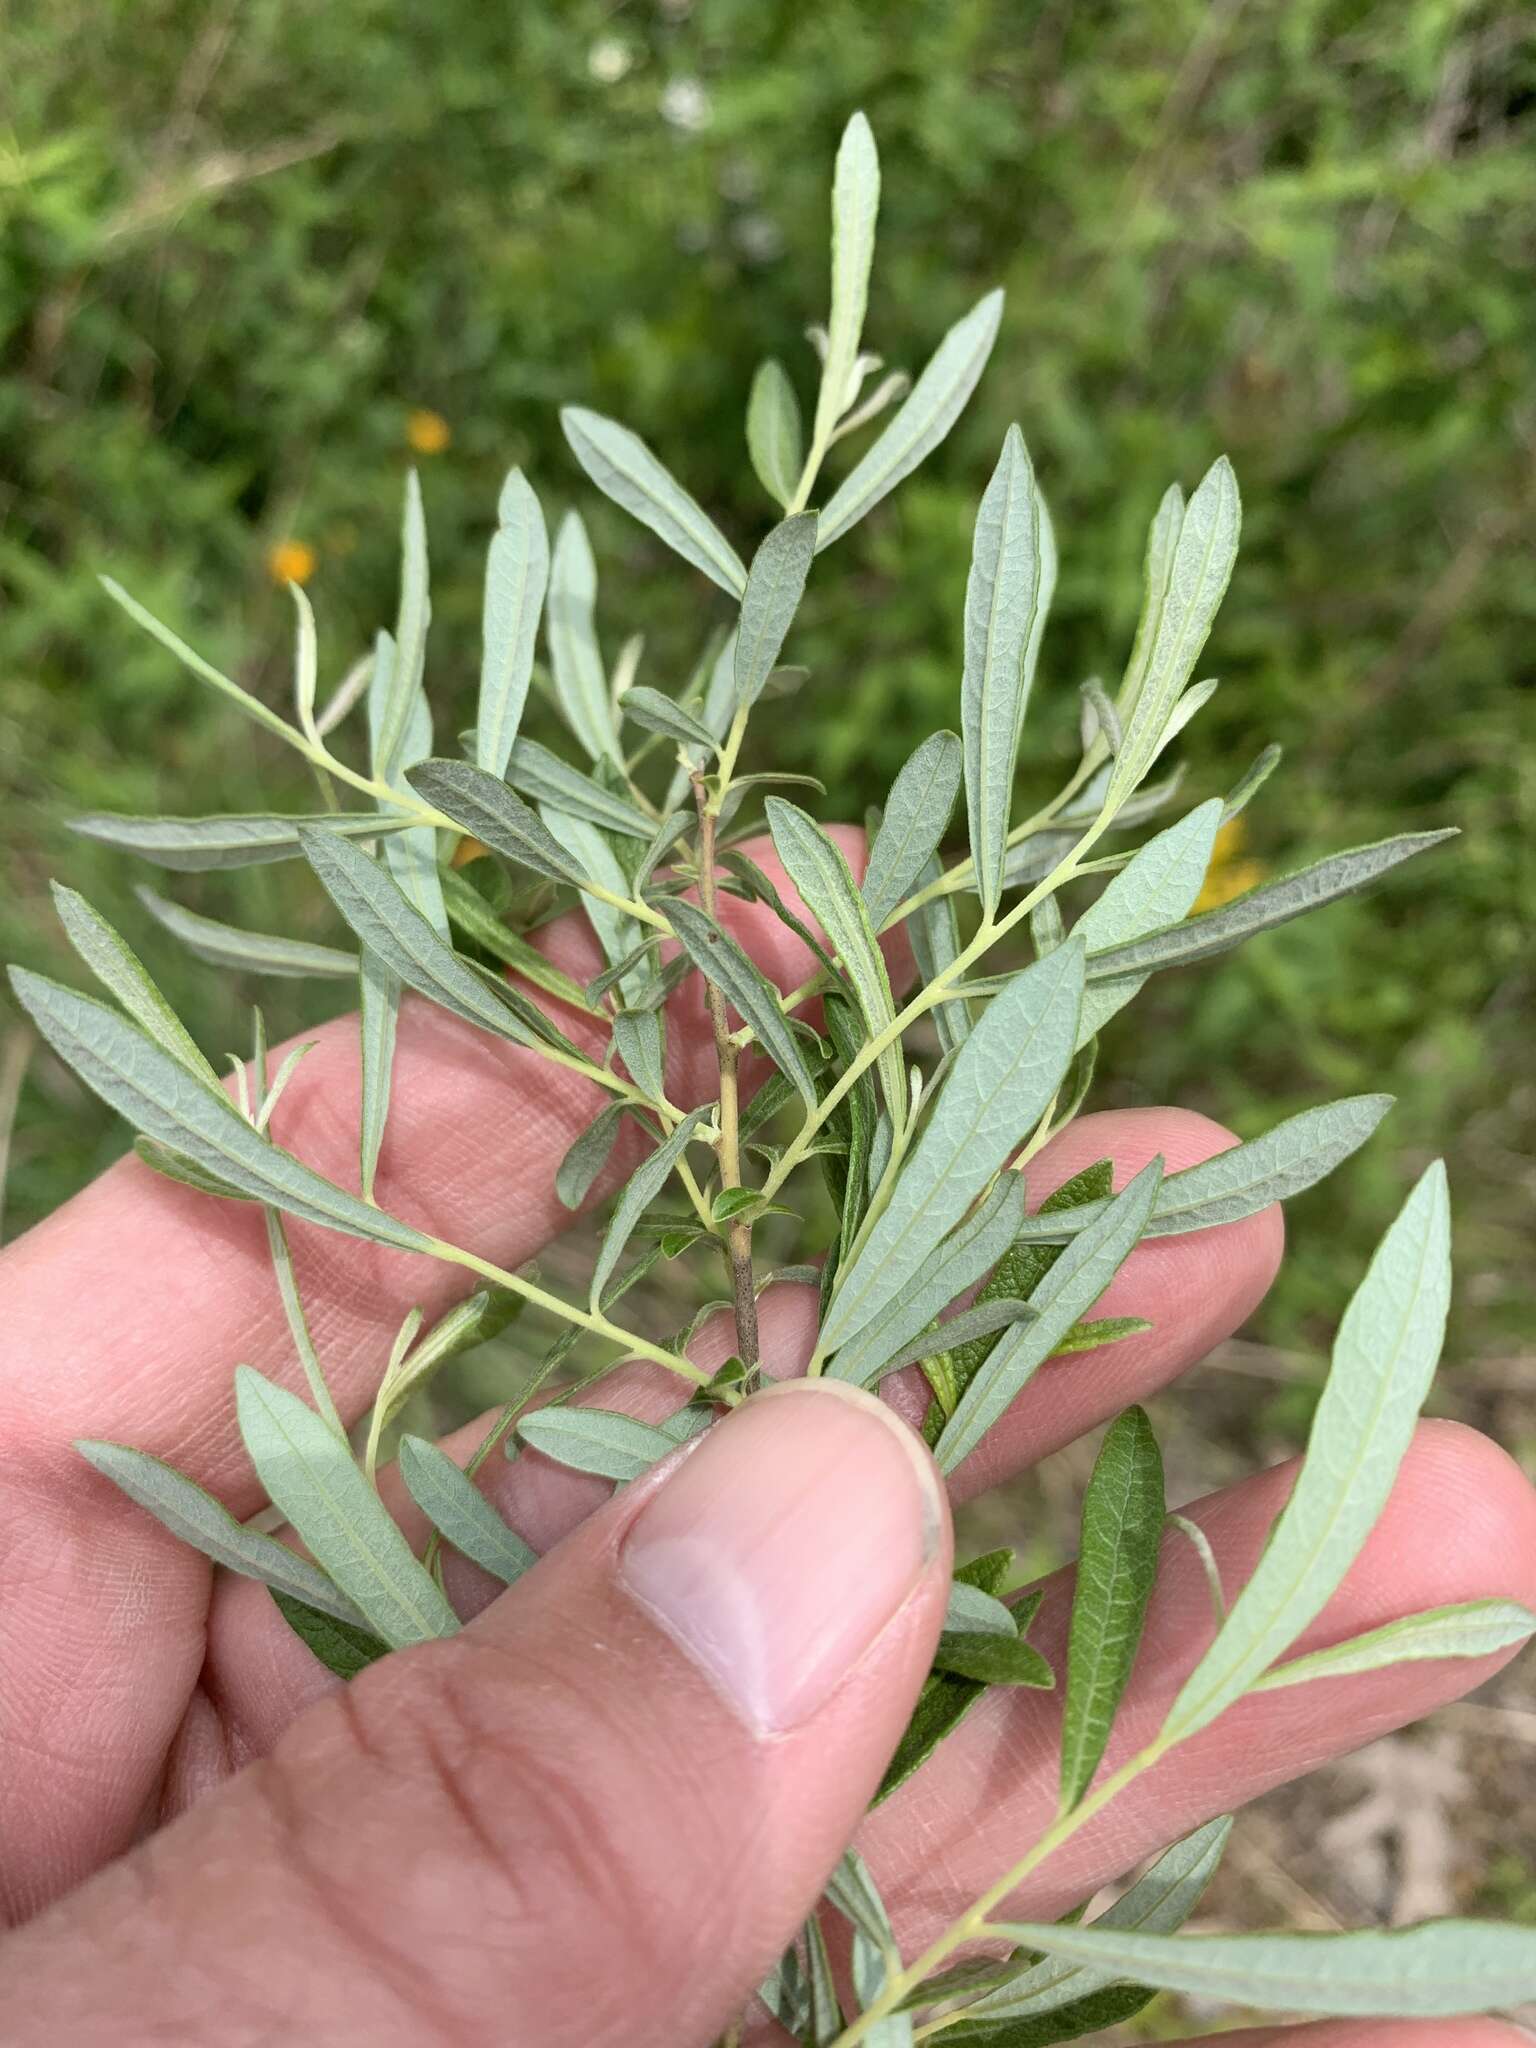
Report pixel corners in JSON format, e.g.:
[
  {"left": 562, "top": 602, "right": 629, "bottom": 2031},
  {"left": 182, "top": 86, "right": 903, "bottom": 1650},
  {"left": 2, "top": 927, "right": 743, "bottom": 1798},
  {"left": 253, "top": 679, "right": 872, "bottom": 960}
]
[
  {"left": 590, "top": 1106, "right": 713, "bottom": 1308},
  {"left": 397, "top": 1435, "right": 535, "bottom": 1585},
  {"left": 634, "top": 810, "right": 692, "bottom": 893},
  {"left": 827, "top": 1845, "right": 898, "bottom": 1961},
  {"left": 817, "top": 290, "right": 1005, "bottom": 551},
  {"left": 546, "top": 509, "right": 616, "bottom": 763},
  {"left": 585, "top": 940, "right": 662, "bottom": 1007},
  {"left": 1252, "top": 1599, "right": 1536, "bottom": 1692},
  {"left": 234, "top": 1367, "right": 457, "bottom": 1647},
  {"left": 957, "top": 1817, "right": 1231, "bottom": 2028},
  {"left": 1012, "top": 1095, "right": 1393, "bottom": 1244},
  {"left": 810, "top": 111, "right": 880, "bottom": 459},
  {"left": 477, "top": 468, "right": 550, "bottom": 779},
  {"left": 666, "top": 898, "right": 818, "bottom": 1108},
  {"left": 371, "top": 471, "right": 431, "bottom": 781},
  {"left": 936, "top": 1157, "right": 1162, "bottom": 1475},
  {"left": 358, "top": 954, "right": 398, "bottom": 1206},
  {"left": 1149, "top": 677, "right": 1219, "bottom": 768},
  {"left": 504, "top": 737, "right": 653, "bottom": 839},
  {"left": 290, "top": 582, "right": 319, "bottom": 736},
  {"left": 862, "top": 731, "right": 962, "bottom": 929},
  {"left": 747, "top": 357, "right": 804, "bottom": 507},
  {"left": 51, "top": 883, "right": 220, "bottom": 1087},
  {"left": 135, "top": 887, "right": 355, "bottom": 981},
  {"left": 409, "top": 760, "right": 592, "bottom": 887},
  {"left": 1160, "top": 1162, "right": 1451, "bottom": 1743},
  {"left": 759, "top": 1939, "right": 812, "bottom": 2040},
  {"left": 556, "top": 1102, "right": 626, "bottom": 1209},
  {"left": 560, "top": 406, "right": 746, "bottom": 597},
  {"left": 135, "top": 1136, "right": 251, "bottom": 1201},
  {"left": 99, "top": 576, "right": 299, "bottom": 746},
  {"left": 735, "top": 514, "right": 819, "bottom": 713},
  {"left": 68, "top": 810, "right": 411, "bottom": 872},
  {"left": 619, "top": 686, "right": 718, "bottom": 752},
  {"left": 765, "top": 797, "right": 904, "bottom": 1117},
  {"left": 908, "top": 854, "right": 971, "bottom": 1051},
  {"left": 517, "top": 1405, "right": 682, "bottom": 1482},
  {"left": 806, "top": 1911, "right": 844, "bottom": 2043},
  {"left": 1110, "top": 458, "right": 1240, "bottom": 801},
  {"left": 1079, "top": 675, "right": 1121, "bottom": 756},
  {"left": 369, "top": 1289, "right": 522, "bottom": 1448},
  {"left": 368, "top": 627, "right": 447, "bottom": 938},
  {"left": 1084, "top": 830, "right": 1458, "bottom": 984},
  {"left": 1223, "top": 741, "right": 1283, "bottom": 822},
  {"left": 315, "top": 649, "right": 374, "bottom": 738},
  {"left": 300, "top": 828, "right": 548, "bottom": 1053},
  {"left": 613, "top": 1007, "right": 666, "bottom": 1103},
  {"left": 1061, "top": 1405, "right": 1165, "bottom": 1810},
  {"left": 944, "top": 1579, "right": 1018, "bottom": 1638},
  {"left": 438, "top": 867, "right": 592, "bottom": 1013},
  {"left": 1115, "top": 482, "right": 1185, "bottom": 733},
  {"left": 820, "top": 943, "right": 1085, "bottom": 1356},
  {"left": 825, "top": 1172, "right": 1025, "bottom": 1387},
  {"left": 875, "top": 1548, "right": 1015, "bottom": 1804},
  {"left": 1072, "top": 799, "right": 1223, "bottom": 1043},
  {"left": 74, "top": 1439, "right": 365, "bottom": 1626},
  {"left": 543, "top": 805, "right": 645, "bottom": 999},
  {"left": 11, "top": 968, "right": 432, "bottom": 1253},
  {"left": 870, "top": 1297, "right": 1033, "bottom": 1379},
  {"left": 981, "top": 1916, "right": 1536, "bottom": 2021},
  {"left": 963, "top": 427, "right": 1046, "bottom": 915}
]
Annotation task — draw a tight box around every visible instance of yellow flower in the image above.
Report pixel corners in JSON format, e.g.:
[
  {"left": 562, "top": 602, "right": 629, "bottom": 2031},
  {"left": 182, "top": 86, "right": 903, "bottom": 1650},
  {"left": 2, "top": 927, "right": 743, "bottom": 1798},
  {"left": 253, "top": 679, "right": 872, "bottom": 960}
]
[
  {"left": 406, "top": 408, "right": 452, "bottom": 455},
  {"left": 266, "top": 539, "right": 316, "bottom": 586},
  {"left": 1192, "top": 816, "right": 1266, "bottom": 913}
]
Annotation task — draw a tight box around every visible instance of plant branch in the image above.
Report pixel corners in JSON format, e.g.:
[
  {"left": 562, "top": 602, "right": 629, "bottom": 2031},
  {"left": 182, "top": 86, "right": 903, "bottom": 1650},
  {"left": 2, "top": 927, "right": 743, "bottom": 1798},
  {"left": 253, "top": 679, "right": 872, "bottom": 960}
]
[{"left": 694, "top": 781, "right": 760, "bottom": 1367}]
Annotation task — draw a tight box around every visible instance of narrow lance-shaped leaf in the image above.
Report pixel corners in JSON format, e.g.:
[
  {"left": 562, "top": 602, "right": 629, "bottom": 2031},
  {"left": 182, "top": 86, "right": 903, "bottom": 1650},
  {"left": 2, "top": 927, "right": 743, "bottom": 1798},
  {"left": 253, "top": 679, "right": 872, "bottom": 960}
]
[
  {"left": 936, "top": 1158, "right": 1163, "bottom": 1476},
  {"left": 75, "top": 1439, "right": 366, "bottom": 1627},
  {"left": 747, "top": 358, "right": 803, "bottom": 508},
  {"left": 1010, "top": 1094, "right": 1393, "bottom": 1244},
  {"left": 235, "top": 1367, "right": 458, "bottom": 1647},
  {"left": 1084, "top": 829, "right": 1459, "bottom": 984},
  {"left": 67, "top": 810, "right": 414, "bottom": 872},
  {"left": 291, "top": 582, "right": 319, "bottom": 737},
  {"left": 560, "top": 406, "right": 746, "bottom": 597},
  {"left": 409, "top": 759, "right": 593, "bottom": 889},
  {"left": 951, "top": 1817, "right": 1231, "bottom": 2030},
  {"left": 1060, "top": 1405, "right": 1165, "bottom": 1810},
  {"left": 908, "top": 852, "right": 971, "bottom": 1051},
  {"left": 963, "top": 426, "right": 1045, "bottom": 915},
  {"left": 476, "top": 468, "right": 550, "bottom": 778},
  {"left": 556, "top": 1102, "right": 626, "bottom": 1210},
  {"left": 820, "top": 942, "right": 1086, "bottom": 1356},
  {"left": 546, "top": 509, "right": 616, "bottom": 763},
  {"left": 620, "top": 686, "right": 718, "bottom": 752},
  {"left": 825, "top": 1172, "right": 1025, "bottom": 1387},
  {"left": 612, "top": 1007, "right": 666, "bottom": 1103},
  {"left": 817, "top": 289, "right": 1005, "bottom": 552},
  {"left": 136, "top": 887, "right": 356, "bottom": 981},
  {"left": 300, "top": 828, "right": 553, "bottom": 1055},
  {"left": 517, "top": 1405, "right": 693, "bottom": 1483},
  {"left": 1114, "top": 482, "right": 1184, "bottom": 733},
  {"left": 980, "top": 1917, "right": 1536, "bottom": 2022},
  {"left": 1252, "top": 1599, "right": 1536, "bottom": 1694},
  {"left": 271, "top": 1592, "right": 389, "bottom": 1680},
  {"left": 438, "top": 867, "right": 593, "bottom": 1014},
  {"left": 505, "top": 736, "right": 655, "bottom": 839},
  {"left": 666, "top": 898, "right": 818, "bottom": 1109},
  {"left": 51, "top": 883, "right": 221, "bottom": 1087},
  {"left": 100, "top": 576, "right": 300, "bottom": 747},
  {"left": 10, "top": 968, "right": 433, "bottom": 1254},
  {"left": 372, "top": 471, "right": 431, "bottom": 781},
  {"left": 397, "top": 1436, "right": 536, "bottom": 1585},
  {"left": 862, "top": 730, "right": 963, "bottom": 930},
  {"left": 734, "top": 513, "right": 818, "bottom": 712},
  {"left": 875, "top": 1547, "right": 1016, "bottom": 1804},
  {"left": 765, "top": 797, "right": 905, "bottom": 1117},
  {"left": 1072, "top": 799, "right": 1223, "bottom": 1043},
  {"left": 1110, "top": 456, "right": 1240, "bottom": 801},
  {"left": 1160, "top": 1161, "right": 1451, "bottom": 1744},
  {"left": 809, "top": 111, "right": 880, "bottom": 459},
  {"left": 358, "top": 952, "right": 398, "bottom": 1207},
  {"left": 589, "top": 1106, "right": 713, "bottom": 1308},
  {"left": 544, "top": 805, "right": 646, "bottom": 1000},
  {"left": 665, "top": 628, "right": 738, "bottom": 811}
]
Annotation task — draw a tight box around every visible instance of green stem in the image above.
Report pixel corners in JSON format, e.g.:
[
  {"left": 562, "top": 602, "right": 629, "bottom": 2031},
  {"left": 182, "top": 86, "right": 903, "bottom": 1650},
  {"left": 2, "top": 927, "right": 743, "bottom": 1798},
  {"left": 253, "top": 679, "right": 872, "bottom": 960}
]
[{"left": 423, "top": 1239, "right": 708, "bottom": 1385}]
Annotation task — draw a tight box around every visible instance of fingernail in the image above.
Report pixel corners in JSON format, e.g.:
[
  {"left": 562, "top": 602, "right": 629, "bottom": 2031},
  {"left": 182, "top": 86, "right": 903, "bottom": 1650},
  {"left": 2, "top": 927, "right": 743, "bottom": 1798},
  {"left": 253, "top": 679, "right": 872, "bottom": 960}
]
[{"left": 619, "top": 1379, "right": 944, "bottom": 1734}]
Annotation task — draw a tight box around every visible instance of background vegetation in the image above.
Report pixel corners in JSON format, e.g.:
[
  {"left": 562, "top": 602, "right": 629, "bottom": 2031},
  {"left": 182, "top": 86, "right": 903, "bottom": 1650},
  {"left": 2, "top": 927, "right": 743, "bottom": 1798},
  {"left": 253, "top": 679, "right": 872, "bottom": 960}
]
[{"left": 2, "top": 0, "right": 1534, "bottom": 2015}]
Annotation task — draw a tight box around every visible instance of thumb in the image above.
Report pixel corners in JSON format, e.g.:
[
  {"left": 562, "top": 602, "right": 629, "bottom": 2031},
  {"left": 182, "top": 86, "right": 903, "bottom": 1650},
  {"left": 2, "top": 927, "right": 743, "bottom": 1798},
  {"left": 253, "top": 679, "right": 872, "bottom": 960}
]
[{"left": 0, "top": 1381, "right": 951, "bottom": 2047}]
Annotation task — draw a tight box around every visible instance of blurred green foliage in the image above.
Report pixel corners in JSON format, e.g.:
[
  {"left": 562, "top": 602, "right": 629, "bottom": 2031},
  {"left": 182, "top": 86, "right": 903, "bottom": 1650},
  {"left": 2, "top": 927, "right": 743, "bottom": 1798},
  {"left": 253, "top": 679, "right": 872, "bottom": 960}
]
[{"left": 2, "top": 0, "right": 1532, "bottom": 1376}]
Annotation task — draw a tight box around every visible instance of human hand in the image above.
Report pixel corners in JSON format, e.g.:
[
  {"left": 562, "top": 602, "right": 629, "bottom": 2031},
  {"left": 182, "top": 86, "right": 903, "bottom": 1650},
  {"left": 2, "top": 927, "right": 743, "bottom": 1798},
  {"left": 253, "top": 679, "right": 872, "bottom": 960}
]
[{"left": 2, "top": 832, "right": 1531, "bottom": 2047}]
